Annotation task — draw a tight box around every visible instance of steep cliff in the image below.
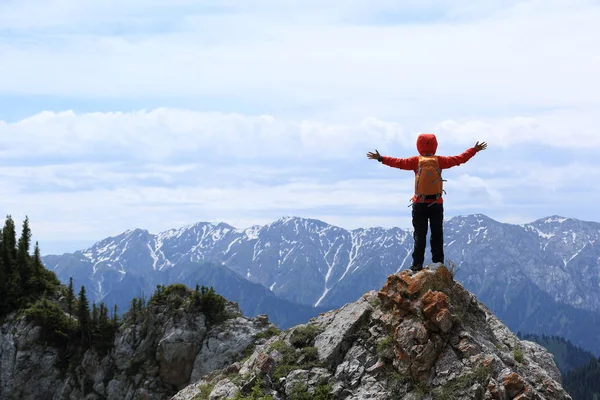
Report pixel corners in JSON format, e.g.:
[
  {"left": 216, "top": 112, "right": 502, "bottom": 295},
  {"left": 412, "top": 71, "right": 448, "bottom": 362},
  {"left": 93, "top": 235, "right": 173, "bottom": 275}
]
[
  {"left": 0, "top": 285, "right": 275, "bottom": 400},
  {"left": 174, "top": 266, "right": 572, "bottom": 400}
]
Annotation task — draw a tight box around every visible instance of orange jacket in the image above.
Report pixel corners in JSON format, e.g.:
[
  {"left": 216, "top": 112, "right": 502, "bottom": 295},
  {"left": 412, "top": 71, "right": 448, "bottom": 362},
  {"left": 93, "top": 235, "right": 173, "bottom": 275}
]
[{"left": 380, "top": 134, "right": 478, "bottom": 204}]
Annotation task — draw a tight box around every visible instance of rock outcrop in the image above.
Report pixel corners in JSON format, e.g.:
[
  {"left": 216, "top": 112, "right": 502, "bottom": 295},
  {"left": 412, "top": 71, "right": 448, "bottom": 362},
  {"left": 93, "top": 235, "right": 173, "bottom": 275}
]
[
  {"left": 0, "top": 289, "right": 274, "bottom": 400},
  {"left": 174, "top": 266, "right": 572, "bottom": 399}
]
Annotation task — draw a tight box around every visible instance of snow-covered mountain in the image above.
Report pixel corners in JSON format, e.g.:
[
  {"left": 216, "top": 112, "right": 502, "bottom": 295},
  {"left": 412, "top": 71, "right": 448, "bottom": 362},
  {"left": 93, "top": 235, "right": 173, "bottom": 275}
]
[
  {"left": 42, "top": 214, "right": 600, "bottom": 353},
  {"left": 44, "top": 214, "right": 600, "bottom": 310}
]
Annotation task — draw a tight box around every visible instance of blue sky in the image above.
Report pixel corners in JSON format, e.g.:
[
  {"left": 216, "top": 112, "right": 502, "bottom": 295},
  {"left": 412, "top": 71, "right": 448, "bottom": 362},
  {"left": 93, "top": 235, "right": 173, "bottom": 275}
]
[{"left": 1, "top": 0, "right": 599, "bottom": 254}]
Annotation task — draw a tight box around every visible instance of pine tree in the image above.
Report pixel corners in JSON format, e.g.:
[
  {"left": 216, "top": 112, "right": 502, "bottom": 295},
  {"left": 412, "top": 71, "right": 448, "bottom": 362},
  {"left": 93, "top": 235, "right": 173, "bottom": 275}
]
[
  {"left": 77, "top": 286, "right": 91, "bottom": 345},
  {"left": 92, "top": 302, "right": 98, "bottom": 327},
  {"left": 2, "top": 216, "right": 18, "bottom": 308},
  {"left": 130, "top": 298, "right": 138, "bottom": 320},
  {"left": 17, "top": 216, "right": 31, "bottom": 292},
  {"left": 0, "top": 234, "right": 5, "bottom": 315},
  {"left": 112, "top": 304, "right": 119, "bottom": 326},
  {"left": 66, "top": 277, "right": 74, "bottom": 319},
  {"left": 2, "top": 215, "right": 17, "bottom": 272}
]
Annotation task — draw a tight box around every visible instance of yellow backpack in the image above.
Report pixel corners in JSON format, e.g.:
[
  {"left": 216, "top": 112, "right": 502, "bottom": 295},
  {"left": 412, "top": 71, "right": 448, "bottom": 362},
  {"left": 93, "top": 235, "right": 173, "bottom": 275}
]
[{"left": 414, "top": 156, "right": 446, "bottom": 204}]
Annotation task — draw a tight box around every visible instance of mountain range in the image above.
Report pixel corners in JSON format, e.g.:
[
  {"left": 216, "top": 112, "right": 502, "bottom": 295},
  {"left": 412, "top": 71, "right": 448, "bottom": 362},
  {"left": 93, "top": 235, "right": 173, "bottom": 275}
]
[{"left": 42, "top": 214, "right": 600, "bottom": 353}]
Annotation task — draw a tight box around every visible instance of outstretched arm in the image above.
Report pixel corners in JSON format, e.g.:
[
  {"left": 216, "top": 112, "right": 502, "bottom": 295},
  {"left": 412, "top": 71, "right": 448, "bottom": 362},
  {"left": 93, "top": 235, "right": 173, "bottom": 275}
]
[
  {"left": 367, "top": 149, "right": 418, "bottom": 170},
  {"left": 438, "top": 141, "right": 487, "bottom": 169}
]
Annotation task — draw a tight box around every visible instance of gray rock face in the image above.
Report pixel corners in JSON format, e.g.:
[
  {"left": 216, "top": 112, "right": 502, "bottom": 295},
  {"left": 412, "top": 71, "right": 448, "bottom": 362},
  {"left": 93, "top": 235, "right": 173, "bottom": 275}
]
[
  {"left": 313, "top": 296, "right": 373, "bottom": 368},
  {"left": 190, "top": 316, "right": 268, "bottom": 381},
  {"left": 157, "top": 317, "right": 207, "bottom": 389},
  {"left": 0, "top": 294, "right": 273, "bottom": 400},
  {"left": 173, "top": 267, "right": 573, "bottom": 400}
]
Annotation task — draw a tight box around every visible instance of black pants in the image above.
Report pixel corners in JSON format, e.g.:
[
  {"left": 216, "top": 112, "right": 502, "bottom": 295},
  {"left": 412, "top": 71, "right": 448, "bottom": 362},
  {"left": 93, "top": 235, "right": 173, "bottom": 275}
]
[{"left": 411, "top": 202, "right": 444, "bottom": 267}]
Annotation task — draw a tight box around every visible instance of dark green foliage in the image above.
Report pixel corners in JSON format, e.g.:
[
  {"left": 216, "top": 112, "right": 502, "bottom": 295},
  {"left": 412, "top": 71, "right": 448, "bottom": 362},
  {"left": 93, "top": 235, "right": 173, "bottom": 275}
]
[
  {"left": 376, "top": 335, "right": 394, "bottom": 360},
  {"left": 112, "top": 304, "right": 119, "bottom": 326},
  {"left": 270, "top": 337, "right": 324, "bottom": 380},
  {"left": 513, "top": 348, "right": 524, "bottom": 364},
  {"left": 191, "top": 285, "right": 228, "bottom": 323},
  {"left": 78, "top": 285, "right": 91, "bottom": 344},
  {"left": 191, "top": 383, "right": 216, "bottom": 399},
  {"left": 28, "top": 242, "right": 60, "bottom": 295},
  {"left": 92, "top": 302, "right": 117, "bottom": 354},
  {"left": 0, "top": 216, "right": 60, "bottom": 317},
  {"left": 132, "top": 283, "right": 228, "bottom": 326},
  {"left": 2, "top": 215, "right": 17, "bottom": 271},
  {"left": 433, "top": 364, "right": 491, "bottom": 400},
  {"left": 290, "top": 324, "right": 322, "bottom": 348},
  {"left": 563, "top": 357, "right": 600, "bottom": 400},
  {"left": 66, "top": 277, "right": 75, "bottom": 319},
  {"left": 254, "top": 326, "right": 281, "bottom": 340},
  {"left": 24, "top": 297, "right": 73, "bottom": 346},
  {"left": 2, "top": 215, "right": 19, "bottom": 312},
  {"left": 0, "top": 230, "right": 5, "bottom": 315},
  {"left": 92, "top": 303, "right": 98, "bottom": 326},
  {"left": 232, "top": 377, "right": 273, "bottom": 400},
  {"left": 299, "top": 346, "right": 318, "bottom": 362},
  {"left": 287, "top": 381, "right": 332, "bottom": 400},
  {"left": 17, "top": 216, "right": 32, "bottom": 292}
]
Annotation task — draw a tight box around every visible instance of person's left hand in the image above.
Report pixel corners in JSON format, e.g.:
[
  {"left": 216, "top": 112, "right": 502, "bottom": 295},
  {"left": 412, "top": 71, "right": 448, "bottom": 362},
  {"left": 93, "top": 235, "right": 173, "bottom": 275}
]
[{"left": 475, "top": 141, "right": 488, "bottom": 152}]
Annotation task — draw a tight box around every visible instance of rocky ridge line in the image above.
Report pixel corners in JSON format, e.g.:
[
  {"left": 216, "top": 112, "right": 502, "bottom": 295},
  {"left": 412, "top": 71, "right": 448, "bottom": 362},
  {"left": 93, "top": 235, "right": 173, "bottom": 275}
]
[
  {"left": 174, "top": 266, "right": 572, "bottom": 400},
  {"left": 0, "top": 287, "right": 275, "bottom": 400}
]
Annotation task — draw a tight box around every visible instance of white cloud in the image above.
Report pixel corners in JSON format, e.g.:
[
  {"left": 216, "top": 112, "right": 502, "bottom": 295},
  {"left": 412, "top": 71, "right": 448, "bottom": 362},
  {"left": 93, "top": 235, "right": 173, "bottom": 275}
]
[
  {"left": 1, "top": 0, "right": 599, "bottom": 252},
  {"left": 0, "top": 109, "right": 598, "bottom": 167},
  {"left": 1, "top": 108, "right": 599, "bottom": 253},
  {"left": 0, "top": 0, "right": 598, "bottom": 122}
]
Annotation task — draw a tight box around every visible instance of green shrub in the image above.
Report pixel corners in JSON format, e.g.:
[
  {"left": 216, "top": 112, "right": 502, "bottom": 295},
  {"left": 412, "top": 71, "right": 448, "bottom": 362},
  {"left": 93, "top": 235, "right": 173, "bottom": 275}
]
[
  {"left": 150, "top": 283, "right": 188, "bottom": 305},
  {"left": 300, "top": 346, "right": 319, "bottom": 363},
  {"left": 377, "top": 335, "right": 394, "bottom": 359},
  {"left": 255, "top": 326, "right": 281, "bottom": 340},
  {"left": 290, "top": 324, "right": 322, "bottom": 348},
  {"left": 23, "top": 297, "right": 73, "bottom": 346},
  {"left": 288, "top": 381, "right": 332, "bottom": 400},
  {"left": 192, "top": 382, "right": 216, "bottom": 399},
  {"left": 270, "top": 340, "right": 323, "bottom": 380},
  {"left": 433, "top": 364, "right": 491, "bottom": 399},
  {"left": 150, "top": 283, "right": 228, "bottom": 323},
  {"left": 232, "top": 376, "right": 274, "bottom": 400},
  {"left": 194, "top": 286, "right": 227, "bottom": 323},
  {"left": 513, "top": 348, "right": 524, "bottom": 364}
]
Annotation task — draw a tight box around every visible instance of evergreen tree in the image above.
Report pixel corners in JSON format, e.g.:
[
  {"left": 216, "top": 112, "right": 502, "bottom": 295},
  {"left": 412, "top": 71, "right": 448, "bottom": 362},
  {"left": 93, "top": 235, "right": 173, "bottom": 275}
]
[
  {"left": 92, "top": 302, "right": 98, "bottom": 327},
  {"left": 130, "top": 298, "right": 138, "bottom": 320},
  {"left": 0, "top": 234, "right": 5, "bottom": 315},
  {"left": 2, "top": 216, "right": 18, "bottom": 309},
  {"left": 2, "top": 215, "right": 17, "bottom": 273},
  {"left": 77, "top": 286, "right": 91, "bottom": 344},
  {"left": 112, "top": 304, "right": 119, "bottom": 326},
  {"left": 99, "top": 302, "right": 108, "bottom": 323},
  {"left": 564, "top": 356, "right": 600, "bottom": 398},
  {"left": 17, "top": 216, "right": 31, "bottom": 292},
  {"left": 66, "top": 277, "right": 74, "bottom": 319}
]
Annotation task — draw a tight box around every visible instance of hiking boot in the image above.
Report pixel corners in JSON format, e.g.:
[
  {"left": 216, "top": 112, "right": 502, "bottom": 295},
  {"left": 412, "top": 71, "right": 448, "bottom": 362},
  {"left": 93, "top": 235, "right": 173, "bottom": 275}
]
[
  {"left": 410, "top": 264, "right": 423, "bottom": 272},
  {"left": 428, "top": 262, "right": 445, "bottom": 270}
]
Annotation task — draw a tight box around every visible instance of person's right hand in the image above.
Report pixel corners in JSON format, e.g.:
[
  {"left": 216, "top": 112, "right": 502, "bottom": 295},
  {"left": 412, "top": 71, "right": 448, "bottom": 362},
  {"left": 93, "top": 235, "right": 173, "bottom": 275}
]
[
  {"left": 475, "top": 141, "right": 487, "bottom": 152},
  {"left": 367, "top": 150, "right": 382, "bottom": 160}
]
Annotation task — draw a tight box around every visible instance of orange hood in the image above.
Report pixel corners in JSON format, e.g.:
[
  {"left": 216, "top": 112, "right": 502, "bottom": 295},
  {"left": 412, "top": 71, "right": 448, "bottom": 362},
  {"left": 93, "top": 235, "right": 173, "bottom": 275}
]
[{"left": 417, "top": 133, "right": 438, "bottom": 155}]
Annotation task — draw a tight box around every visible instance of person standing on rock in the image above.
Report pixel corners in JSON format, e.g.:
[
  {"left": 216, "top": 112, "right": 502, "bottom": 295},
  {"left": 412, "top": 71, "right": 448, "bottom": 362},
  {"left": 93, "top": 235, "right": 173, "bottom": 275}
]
[{"left": 367, "top": 133, "right": 487, "bottom": 272}]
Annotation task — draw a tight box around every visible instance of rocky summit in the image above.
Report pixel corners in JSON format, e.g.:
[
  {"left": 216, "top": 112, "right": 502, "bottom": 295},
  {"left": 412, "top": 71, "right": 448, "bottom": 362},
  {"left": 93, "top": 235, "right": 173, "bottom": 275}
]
[{"left": 174, "top": 266, "right": 572, "bottom": 400}]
